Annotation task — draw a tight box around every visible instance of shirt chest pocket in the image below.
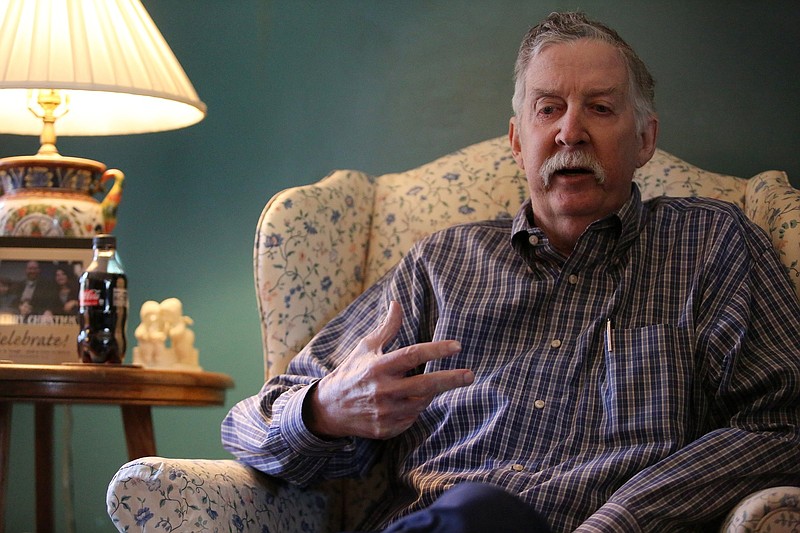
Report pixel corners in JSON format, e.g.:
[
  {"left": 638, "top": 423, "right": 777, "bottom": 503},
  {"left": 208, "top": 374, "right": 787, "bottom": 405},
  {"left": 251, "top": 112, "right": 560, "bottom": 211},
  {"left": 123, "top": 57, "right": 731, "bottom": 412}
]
[{"left": 601, "top": 324, "right": 695, "bottom": 444}]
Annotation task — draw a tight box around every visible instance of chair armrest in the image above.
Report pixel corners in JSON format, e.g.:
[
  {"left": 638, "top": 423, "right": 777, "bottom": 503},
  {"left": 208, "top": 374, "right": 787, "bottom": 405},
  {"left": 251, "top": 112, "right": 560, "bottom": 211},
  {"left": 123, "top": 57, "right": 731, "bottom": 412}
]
[
  {"left": 721, "top": 486, "right": 800, "bottom": 532},
  {"left": 107, "top": 456, "right": 340, "bottom": 532}
]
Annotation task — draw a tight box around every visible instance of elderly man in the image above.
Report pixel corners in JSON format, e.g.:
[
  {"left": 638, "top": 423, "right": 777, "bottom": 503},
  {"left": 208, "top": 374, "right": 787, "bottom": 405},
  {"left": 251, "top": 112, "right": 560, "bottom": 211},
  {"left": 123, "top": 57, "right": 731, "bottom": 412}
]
[
  {"left": 223, "top": 12, "right": 800, "bottom": 532},
  {"left": 14, "top": 260, "right": 58, "bottom": 316}
]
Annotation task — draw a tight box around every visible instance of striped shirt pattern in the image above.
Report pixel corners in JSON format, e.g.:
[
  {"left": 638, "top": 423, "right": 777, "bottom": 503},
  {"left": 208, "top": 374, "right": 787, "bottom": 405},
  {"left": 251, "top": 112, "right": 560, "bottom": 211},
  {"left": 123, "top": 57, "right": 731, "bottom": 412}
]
[{"left": 222, "top": 185, "right": 800, "bottom": 532}]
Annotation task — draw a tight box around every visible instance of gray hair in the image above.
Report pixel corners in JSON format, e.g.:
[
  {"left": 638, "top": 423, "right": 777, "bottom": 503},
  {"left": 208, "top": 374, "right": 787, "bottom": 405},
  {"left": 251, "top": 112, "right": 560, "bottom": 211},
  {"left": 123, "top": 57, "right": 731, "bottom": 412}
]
[{"left": 512, "top": 12, "right": 656, "bottom": 133}]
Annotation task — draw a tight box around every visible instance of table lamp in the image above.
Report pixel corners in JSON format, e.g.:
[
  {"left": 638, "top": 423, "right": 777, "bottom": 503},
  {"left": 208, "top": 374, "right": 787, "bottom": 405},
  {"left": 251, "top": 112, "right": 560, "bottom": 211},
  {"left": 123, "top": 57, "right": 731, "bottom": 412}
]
[{"left": 0, "top": 0, "right": 207, "bottom": 237}]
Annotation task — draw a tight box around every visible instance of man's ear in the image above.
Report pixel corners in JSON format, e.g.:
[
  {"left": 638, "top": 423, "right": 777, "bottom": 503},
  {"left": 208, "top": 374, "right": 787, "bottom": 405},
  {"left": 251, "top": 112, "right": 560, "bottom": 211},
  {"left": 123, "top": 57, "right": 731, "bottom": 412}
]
[
  {"left": 509, "top": 117, "right": 525, "bottom": 170},
  {"left": 636, "top": 116, "right": 659, "bottom": 168}
]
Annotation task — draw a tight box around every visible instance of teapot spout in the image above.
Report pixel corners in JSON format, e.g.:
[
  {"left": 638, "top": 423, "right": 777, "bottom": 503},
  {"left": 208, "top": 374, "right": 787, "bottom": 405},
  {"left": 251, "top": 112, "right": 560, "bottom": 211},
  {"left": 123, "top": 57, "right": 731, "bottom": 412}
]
[{"left": 101, "top": 169, "right": 125, "bottom": 233}]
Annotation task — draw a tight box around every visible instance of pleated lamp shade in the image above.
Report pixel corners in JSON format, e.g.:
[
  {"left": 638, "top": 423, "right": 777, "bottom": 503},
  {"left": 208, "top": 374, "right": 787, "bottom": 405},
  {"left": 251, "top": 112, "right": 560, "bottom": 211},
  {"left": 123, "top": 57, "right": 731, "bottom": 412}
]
[{"left": 0, "top": 0, "right": 206, "bottom": 137}]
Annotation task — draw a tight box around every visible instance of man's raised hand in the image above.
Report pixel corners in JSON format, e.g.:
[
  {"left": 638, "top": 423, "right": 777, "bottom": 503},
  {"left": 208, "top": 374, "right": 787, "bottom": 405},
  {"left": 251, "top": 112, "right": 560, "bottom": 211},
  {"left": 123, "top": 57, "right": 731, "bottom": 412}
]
[{"left": 304, "top": 300, "right": 474, "bottom": 440}]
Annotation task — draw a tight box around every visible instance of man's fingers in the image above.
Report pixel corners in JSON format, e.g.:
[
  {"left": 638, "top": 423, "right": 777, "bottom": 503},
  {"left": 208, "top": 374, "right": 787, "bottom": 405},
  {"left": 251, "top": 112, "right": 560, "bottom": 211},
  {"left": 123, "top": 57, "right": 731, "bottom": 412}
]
[
  {"left": 363, "top": 302, "right": 465, "bottom": 374},
  {"left": 381, "top": 339, "right": 464, "bottom": 375},
  {"left": 369, "top": 370, "right": 474, "bottom": 439},
  {"left": 402, "top": 369, "right": 475, "bottom": 399},
  {"left": 323, "top": 300, "right": 473, "bottom": 441},
  {"left": 364, "top": 300, "right": 404, "bottom": 351}
]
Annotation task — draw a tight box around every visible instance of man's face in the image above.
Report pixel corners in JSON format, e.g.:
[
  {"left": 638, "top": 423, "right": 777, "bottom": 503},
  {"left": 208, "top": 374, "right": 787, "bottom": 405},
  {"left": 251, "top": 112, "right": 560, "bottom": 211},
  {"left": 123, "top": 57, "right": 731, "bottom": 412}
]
[
  {"left": 509, "top": 39, "right": 657, "bottom": 237},
  {"left": 26, "top": 261, "right": 41, "bottom": 281}
]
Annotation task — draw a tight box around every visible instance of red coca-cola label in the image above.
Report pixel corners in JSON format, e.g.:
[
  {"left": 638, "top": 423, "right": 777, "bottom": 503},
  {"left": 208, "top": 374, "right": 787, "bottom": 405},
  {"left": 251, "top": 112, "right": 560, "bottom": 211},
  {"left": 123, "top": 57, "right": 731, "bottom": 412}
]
[{"left": 80, "top": 289, "right": 101, "bottom": 307}]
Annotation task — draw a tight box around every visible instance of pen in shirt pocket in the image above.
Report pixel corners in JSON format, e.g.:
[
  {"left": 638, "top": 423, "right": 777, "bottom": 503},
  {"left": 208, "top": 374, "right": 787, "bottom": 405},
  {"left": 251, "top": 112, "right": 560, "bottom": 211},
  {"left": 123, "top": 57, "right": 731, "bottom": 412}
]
[{"left": 605, "top": 318, "right": 614, "bottom": 353}]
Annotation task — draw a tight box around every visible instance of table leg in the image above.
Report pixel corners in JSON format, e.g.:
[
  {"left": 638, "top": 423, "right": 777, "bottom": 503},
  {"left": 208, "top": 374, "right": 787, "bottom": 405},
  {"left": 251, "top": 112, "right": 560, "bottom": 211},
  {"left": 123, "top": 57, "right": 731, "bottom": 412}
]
[
  {"left": 34, "top": 404, "right": 54, "bottom": 533},
  {"left": 120, "top": 405, "right": 157, "bottom": 460},
  {"left": 0, "top": 402, "right": 11, "bottom": 533}
]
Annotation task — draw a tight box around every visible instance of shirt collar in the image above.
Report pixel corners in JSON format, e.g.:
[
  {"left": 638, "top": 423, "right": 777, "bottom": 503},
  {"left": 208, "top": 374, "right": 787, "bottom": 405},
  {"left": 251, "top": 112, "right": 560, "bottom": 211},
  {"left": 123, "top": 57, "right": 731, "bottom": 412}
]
[
  {"left": 511, "top": 183, "right": 646, "bottom": 258},
  {"left": 612, "top": 183, "right": 646, "bottom": 254}
]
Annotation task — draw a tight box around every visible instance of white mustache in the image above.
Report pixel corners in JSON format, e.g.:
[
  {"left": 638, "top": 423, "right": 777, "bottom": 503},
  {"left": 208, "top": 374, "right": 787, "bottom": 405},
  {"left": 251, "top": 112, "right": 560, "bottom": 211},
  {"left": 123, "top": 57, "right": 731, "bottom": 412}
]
[{"left": 539, "top": 151, "right": 606, "bottom": 189}]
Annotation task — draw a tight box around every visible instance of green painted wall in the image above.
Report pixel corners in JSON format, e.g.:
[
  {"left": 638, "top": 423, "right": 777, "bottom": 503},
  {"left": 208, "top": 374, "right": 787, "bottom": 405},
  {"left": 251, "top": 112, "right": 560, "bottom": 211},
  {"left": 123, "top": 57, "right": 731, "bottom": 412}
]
[{"left": 1, "top": 1, "right": 797, "bottom": 530}]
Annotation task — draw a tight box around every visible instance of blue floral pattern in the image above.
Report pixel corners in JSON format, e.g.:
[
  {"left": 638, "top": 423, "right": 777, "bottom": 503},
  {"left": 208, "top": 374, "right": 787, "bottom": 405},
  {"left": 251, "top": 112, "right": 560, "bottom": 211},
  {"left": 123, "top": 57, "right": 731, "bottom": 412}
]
[
  {"left": 108, "top": 137, "right": 799, "bottom": 532},
  {"left": 107, "top": 459, "right": 338, "bottom": 532}
]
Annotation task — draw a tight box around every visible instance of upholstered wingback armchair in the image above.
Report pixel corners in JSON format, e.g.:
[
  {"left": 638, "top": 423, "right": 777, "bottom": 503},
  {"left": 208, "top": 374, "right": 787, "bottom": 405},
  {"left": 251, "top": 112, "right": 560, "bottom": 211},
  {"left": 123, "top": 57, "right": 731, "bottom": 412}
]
[{"left": 108, "top": 137, "right": 800, "bottom": 532}]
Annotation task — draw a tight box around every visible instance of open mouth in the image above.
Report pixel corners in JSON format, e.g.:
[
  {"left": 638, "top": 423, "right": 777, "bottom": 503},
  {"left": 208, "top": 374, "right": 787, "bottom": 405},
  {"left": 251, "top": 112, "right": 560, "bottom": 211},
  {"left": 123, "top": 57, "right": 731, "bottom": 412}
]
[
  {"left": 540, "top": 152, "right": 607, "bottom": 188},
  {"left": 557, "top": 167, "right": 594, "bottom": 176}
]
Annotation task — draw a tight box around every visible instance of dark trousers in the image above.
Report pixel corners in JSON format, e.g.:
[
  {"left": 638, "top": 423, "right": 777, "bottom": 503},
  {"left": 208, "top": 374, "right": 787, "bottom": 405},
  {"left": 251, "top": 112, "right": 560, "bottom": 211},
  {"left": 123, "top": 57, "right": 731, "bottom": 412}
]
[{"left": 365, "top": 482, "right": 552, "bottom": 533}]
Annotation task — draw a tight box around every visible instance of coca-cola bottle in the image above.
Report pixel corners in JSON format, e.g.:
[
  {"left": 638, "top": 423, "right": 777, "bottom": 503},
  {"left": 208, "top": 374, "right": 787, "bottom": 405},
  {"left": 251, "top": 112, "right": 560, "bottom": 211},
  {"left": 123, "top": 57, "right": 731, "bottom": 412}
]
[{"left": 77, "top": 234, "right": 128, "bottom": 363}]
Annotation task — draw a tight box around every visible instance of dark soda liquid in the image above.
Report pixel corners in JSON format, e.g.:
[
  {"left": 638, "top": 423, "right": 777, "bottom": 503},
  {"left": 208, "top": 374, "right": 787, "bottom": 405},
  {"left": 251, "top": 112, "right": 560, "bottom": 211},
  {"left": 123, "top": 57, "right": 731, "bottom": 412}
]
[{"left": 77, "top": 271, "right": 128, "bottom": 364}]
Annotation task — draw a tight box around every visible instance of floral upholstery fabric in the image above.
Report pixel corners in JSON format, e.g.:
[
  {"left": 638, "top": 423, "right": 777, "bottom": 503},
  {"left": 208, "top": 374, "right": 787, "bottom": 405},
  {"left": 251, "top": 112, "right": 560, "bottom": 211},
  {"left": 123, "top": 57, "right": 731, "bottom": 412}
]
[
  {"left": 744, "top": 171, "right": 800, "bottom": 291},
  {"left": 107, "top": 458, "right": 341, "bottom": 532},
  {"left": 108, "top": 136, "right": 800, "bottom": 532},
  {"left": 253, "top": 169, "right": 375, "bottom": 378}
]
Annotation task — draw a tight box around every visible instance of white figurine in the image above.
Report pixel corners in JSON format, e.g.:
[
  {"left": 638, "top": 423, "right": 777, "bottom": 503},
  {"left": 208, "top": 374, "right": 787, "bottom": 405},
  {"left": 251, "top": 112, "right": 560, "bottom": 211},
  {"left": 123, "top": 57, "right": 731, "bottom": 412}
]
[
  {"left": 132, "top": 297, "right": 201, "bottom": 371},
  {"left": 132, "top": 300, "right": 166, "bottom": 367},
  {"left": 160, "top": 297, "right": 199, "bottom": 369}
]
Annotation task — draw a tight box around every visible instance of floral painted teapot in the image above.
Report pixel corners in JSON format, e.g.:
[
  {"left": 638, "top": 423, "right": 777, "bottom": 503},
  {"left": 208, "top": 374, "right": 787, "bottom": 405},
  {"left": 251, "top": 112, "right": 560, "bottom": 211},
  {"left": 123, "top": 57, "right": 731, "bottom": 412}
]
[{"left": 0, "top": 153, "right": 124, "bottom": 237}]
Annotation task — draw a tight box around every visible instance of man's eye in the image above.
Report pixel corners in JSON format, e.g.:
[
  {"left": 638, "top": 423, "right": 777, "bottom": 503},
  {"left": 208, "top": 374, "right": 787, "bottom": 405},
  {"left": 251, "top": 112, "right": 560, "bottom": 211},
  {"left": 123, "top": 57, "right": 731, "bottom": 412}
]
[
  {"left": 539, "top": 106, "right": 556, "bottom": 115},
  {"left": 593, "top": 104, "right": 612, "bottom": 114}
]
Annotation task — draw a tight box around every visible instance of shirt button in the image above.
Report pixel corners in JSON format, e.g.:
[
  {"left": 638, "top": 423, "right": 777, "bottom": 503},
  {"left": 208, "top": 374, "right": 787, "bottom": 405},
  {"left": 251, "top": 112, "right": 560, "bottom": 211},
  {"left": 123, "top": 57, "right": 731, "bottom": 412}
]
[
  {"left": 534, "top": 399, "right": 545, "bottom": 409},
  {"left": 511, "top": 464, "right": 525, "bottom": 472},
  {"left": 550, "top": 339, "right": 562, "bottom": 348},
  {"left": 528, "top": 235, "right": 539, "bottom": 245},
  {"left": 568, "top": 274, "right": 578, "bottom": 285}
]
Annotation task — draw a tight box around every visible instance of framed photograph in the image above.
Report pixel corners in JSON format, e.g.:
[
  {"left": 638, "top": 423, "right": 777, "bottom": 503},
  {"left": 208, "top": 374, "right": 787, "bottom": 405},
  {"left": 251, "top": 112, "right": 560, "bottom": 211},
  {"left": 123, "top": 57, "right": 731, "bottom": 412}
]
[{"left": 0, "top": 237, "right": 93, "bottom": 364}]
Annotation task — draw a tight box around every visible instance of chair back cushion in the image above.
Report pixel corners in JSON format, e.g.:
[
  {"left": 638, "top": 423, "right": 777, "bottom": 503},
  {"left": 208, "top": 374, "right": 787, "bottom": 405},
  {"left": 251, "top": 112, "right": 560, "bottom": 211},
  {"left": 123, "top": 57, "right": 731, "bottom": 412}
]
[
  {"left": 365, "top": 137, "right": 528, "bottom": 287},
  {"left": 255, "top": 136, "right": 799, "bottom": 378}
]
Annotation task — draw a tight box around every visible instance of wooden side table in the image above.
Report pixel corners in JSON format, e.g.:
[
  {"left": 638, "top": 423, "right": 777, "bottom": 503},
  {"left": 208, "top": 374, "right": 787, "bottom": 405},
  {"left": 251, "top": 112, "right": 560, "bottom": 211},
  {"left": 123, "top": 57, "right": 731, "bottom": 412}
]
[{"left": 0, "top": 363, "right": 234, "bottom": 533}]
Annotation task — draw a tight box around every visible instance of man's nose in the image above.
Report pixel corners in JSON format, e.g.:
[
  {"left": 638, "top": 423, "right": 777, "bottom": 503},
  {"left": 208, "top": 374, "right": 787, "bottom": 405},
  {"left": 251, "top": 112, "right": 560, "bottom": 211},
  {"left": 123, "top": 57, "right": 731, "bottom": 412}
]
[{"left": 555, "top": 108, "right": 589, "bottom": 147}]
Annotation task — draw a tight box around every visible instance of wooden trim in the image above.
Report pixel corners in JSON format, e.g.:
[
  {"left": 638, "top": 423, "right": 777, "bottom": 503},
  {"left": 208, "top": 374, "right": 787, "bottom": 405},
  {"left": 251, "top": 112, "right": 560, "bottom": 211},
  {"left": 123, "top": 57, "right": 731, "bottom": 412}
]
[{"left": 0, "top": 364, "right": 234, "bottom": 406}]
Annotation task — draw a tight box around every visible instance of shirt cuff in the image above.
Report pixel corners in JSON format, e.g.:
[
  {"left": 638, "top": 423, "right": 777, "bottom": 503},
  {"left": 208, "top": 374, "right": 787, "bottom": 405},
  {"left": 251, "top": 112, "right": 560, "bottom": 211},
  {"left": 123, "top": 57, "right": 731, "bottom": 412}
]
[
  {"left": 574, "top": 502, "right": 641, "bottom": 533},
  {"left": 278, "top": 381, "right": 356, "bottom": 456}
]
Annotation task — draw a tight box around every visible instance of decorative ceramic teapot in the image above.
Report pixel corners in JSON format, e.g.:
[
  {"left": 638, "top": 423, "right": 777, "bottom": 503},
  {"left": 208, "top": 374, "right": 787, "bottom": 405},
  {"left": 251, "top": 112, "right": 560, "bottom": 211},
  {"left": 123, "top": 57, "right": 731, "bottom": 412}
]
[{"left": 0, "top": 153, "right": 124, "bottom": 237}]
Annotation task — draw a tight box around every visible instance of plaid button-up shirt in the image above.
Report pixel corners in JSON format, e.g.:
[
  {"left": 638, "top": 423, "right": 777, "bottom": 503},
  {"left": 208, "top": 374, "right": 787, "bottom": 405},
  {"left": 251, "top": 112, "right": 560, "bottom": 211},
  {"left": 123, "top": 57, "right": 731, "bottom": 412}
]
[{"left": 222, "top": 185, "right": 800, "bottom": 532}]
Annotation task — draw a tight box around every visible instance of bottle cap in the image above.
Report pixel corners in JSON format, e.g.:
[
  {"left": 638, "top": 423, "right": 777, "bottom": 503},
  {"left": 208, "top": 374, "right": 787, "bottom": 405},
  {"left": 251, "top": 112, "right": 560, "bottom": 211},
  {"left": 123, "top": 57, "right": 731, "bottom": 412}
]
[{"left": 93, "top": 234, "right": 117, "bottom": 248}]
